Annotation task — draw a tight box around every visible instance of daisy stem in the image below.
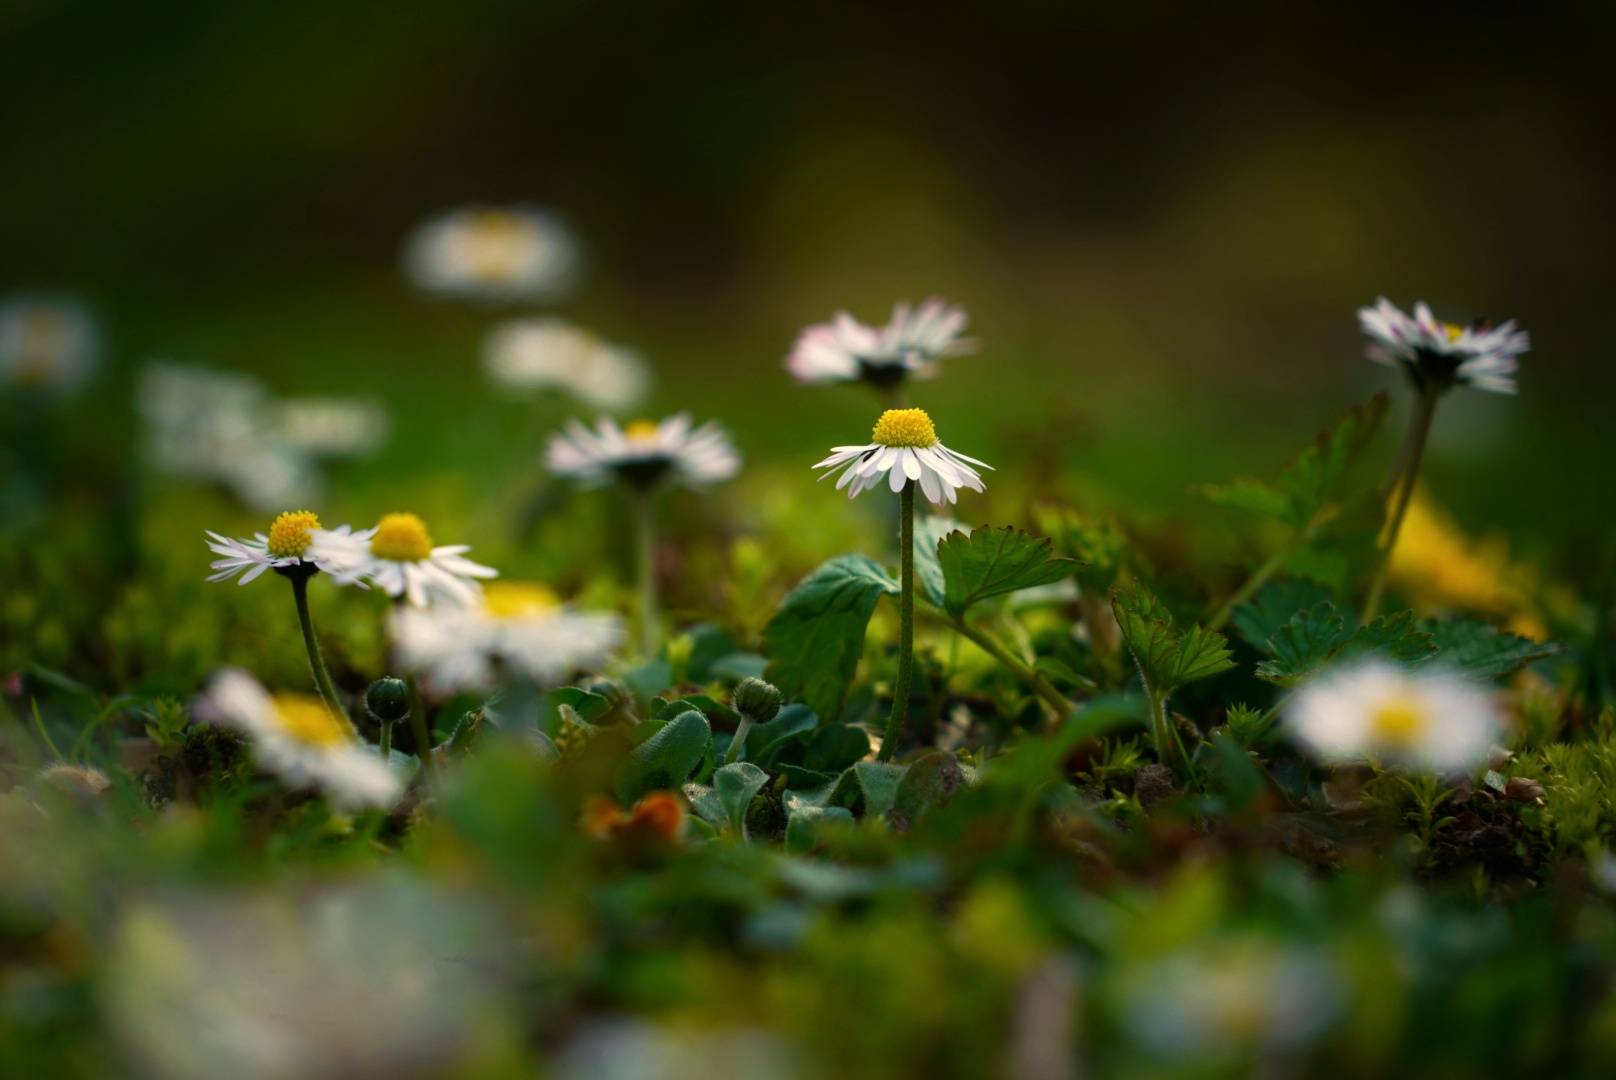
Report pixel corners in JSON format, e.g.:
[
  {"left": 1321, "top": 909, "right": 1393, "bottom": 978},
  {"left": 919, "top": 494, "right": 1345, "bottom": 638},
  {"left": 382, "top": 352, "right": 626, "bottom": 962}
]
[
  {"left": 878, "top": 481, "right": 917, "bottom": 763},
  {"left": 724, "top": 715, "right": 755, "bottom": 766},
  {"left": 379, "top": 720, "right": 393, "bottom": 758},
  {"left": 289, "top": 571, "right": 350, "bottom": 727},
  {"left": 947, "top": 617, "right": 1072, "bottom": 719},
  {"left": 406, "top": 675, "right": 437, "bottom": 777},
  {"left": 634, "top": 486, "right": 660, "bottom": 657},
  {"left": 1363, "top": 390, "right": 1438, "bottom": 620}
]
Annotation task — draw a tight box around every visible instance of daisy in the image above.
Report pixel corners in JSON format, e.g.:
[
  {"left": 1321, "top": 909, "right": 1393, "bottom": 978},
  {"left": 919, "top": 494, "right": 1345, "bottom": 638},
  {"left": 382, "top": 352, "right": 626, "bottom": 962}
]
[
  {"left": 404, "top": 205, "right": 580, "bottom": 302},
  {"left": 277, "top": 397, "right": 390, "bottom": 458},
  {"left": 545, "top": 414, "right": 740, "bottom": 491},
  {"left": 483, "top": 317, "right": 650, "bottom": 411},
  {"left": 0, "top": 295, "right": 100, "bottom": 396},
  {"left": 786, "top": 297, "right": 974, "bottom": 388},
  {"left": 1283, "top": 663, "right": 1503, "bottom": 774},
  {"left": 1358, "top": 297, "right": 1529, "bottom": 396},
  {"left": 196, "top": 668, "right": 401, "bottom": 808},
  {"left": 814, "top": 407, "right": 991, "bottom": 505},
  {"left": 204, "top": 510, "right": 365, "bottom": 586},
  {"left": 392, "top": 581, "right": 624, "bottom": 693},
  {"left": 311, "top": 512, "right": 498, "bottom": 608}
]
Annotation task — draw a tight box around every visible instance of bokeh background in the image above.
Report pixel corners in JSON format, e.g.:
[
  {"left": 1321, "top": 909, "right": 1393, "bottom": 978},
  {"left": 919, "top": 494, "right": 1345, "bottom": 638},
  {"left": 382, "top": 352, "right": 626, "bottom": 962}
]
[{"left": 4, "top": 0, "right": 1613, "bottom": 558}]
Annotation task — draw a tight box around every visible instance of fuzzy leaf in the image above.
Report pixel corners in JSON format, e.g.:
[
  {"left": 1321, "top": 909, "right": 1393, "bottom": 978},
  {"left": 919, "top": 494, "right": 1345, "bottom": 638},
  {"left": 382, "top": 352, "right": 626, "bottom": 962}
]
[
  {"left": 785, "top": 806, "right": 855, "bottom": 855},
  {"left": 1231, "top": 578, "right": 1338, "bottom": 650},
  {"left": 743, "top": 703, "right": 819, "bottom": 766},
  {"left": 891, "top": 752, "right": 966, "bottom": 829},
  {"left": 681, "top": 782, "right": 728, "bottom": 831},
  {"left": 613, "top": 708, "right": 711, "bottom": 804},
  {"left": 852, "top": 761, "right": 908, "bottom": 819},
  {"left": 550, "top": 686, "right": 613, "bottom": 725},
  {"left": 764, "top": 554, "right": 898, "bottom": 720},
  {"left": 1111, "top": 581, "right": 1236, "bottom": 695},
  {"left": 712, "top": 762, "right": 770, "bottom": 839},
  {"left": 937, "top": 526, "right": 1077, "bottom": 617},
  {"left": 1425, "top": 619, "right": 1563, "bottom": 681}
]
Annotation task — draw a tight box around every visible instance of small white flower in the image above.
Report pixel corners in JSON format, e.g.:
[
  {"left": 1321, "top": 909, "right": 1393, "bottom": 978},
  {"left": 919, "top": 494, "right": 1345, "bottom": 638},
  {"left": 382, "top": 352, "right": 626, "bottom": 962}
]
[
  {"left": 0, "top": 296, "right": 100, "bottom": 395},
  {"left": 1284, "top": 662, "right": 1503, "bottom": 773},
  {"left": 404, "top": 205, "right": 580, "bottom": 302},
  {"left": 814, "top": 408, "right": 990, "bottom": 505},
  {"left": 205, "top": 510, "right": 367, "bottom": 586},
  {"left": 393, "top": 581, "right": 623, "bottom": 693},
  {"left": 545, "top": 414, "right": 741, "bottom": 490},
  {"left": 311, "top": 512, "right": 498, "bottom": 608},
  {"left": 483, "top": 317, "right": 650, "bottom": 411},
  {"left": 1358, "top": 297, "right": 1529, "bottom": 395},
  {"left": 786, "top": 297, "right": 973, "bottom": 386},
  {"left": 277, "top": 397, "right": 389, "bottom": 458},
  {"left": 196, "top": 668, "right": 400, "bottom": 809}
]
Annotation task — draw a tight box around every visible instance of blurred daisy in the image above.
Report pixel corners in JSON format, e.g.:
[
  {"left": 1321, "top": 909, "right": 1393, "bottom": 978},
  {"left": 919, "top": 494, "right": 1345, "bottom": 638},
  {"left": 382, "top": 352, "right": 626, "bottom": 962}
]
[
  {"left": 483, "top": 317, "right": 650, "bottom": 411},
  {"left": 392, "top": 581, "right": 623, "bottom": 693},
  {"left": 277, "top": 397, "right": 389, "bottom": 458},
  {"left": 786, "top": 297, "right": 973, "bottom": 388},
  {"left": 1284, "top": 663, "right": 1503, "bottom": 773},
  {"left": 814, "top": 407, "right": 990, "bottom": 505},
  {"left": 1358, "top": 297, "right": 1529, "bottom": 396},
  {"left": 404, "top": 205, "right": 580, "bottom": 302},
  {"left": 204, "top": 510, "right": 368, "bottom": 586},
  {"left": 546, "top": 414, "right": 740, "bottom": 491},
  {"left": 196, "top": 668, "right": 399, "bottom": 808},
  {"left": 312, "top": 512, "right": 497, "bottom": 608},
  {"left": 0, "top": 295, "right": 100, "bottom": 396}
]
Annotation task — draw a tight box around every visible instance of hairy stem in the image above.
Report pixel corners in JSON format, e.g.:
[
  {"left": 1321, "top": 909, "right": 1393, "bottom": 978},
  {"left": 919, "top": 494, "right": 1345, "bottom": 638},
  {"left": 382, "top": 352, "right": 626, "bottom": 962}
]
[
  {"left": 290, "top": 571, "right": 350, "bottom": 728},
  {"left": 1363, "top": 390, "right": 1438, "bottom": 620},
  {"left": 724, "top": 714, "right": 756, "bottom": 766},
  {"left": 878, "top": 481, "right": 917, "bottom": 762}
]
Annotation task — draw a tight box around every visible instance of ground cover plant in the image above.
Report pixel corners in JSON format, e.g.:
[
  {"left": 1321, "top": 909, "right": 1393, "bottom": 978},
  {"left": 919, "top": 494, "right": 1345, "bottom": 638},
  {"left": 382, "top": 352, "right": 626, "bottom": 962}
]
[{"left": 4, "top": 255, "right": 1616, "bottom": 1080}]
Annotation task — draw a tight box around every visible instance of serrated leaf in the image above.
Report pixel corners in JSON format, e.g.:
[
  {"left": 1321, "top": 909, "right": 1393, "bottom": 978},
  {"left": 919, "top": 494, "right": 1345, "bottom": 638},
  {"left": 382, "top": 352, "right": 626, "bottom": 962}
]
[
  {"left": 712, "top": 762, "right": 770, "bottom": 839},
  {"left": 1261, "top": 602, "right": 1349, "bottom": 678},
  {"left": 1255, "top": 608, "right": 1436, "bottom": 686},
  {"left": 1424, "top": 618, "right": 1563, "bottom": 680},
  {"left": 612, "top": 708, "right": 711, "bottom": 804},
  {"left": 1231, "top": 578, "right": 1339, "bottom": 650},
  {"left": 764, "top": 554, "right": 898, "bottom": 720},
  {"left": 1111, "top": 581, "right": 1236, "bottom": 696},
  {"left": 785, "top": 806, "right": 855, "bottom": 854},
  {"left": 744, "top": 702, "right": 819, "bottom": 766},
  {"left": 937, "top": 526, "right": 1077, "bottom": 617},
  {"left": 913, "top": 514, "right": 964, "bottom": 607}
]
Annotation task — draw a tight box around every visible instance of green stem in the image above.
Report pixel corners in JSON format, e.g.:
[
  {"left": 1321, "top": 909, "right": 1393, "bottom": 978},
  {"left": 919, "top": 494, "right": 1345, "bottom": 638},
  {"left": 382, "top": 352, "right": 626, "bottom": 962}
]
[
  {"left": 878, "top": 481, "right": 917, "bottom": 762},
  {"left": 406, "top": 675, "right": 436, "bottom": 777},
  {"left": 378, "top": 720, "right": 393, "bottom": 758},
  {"left": 724, "top": 714, "right": 756, "bottom": 766},
  {"left": 634, "top": 486, "right": 660, "bottom": 657},
  {"left": 1363, "top": 390, "right": 1438, "bottom": 620},
  {"left": 1207, "top": 535, "right": 1301, "bottom": 631},
  {"left": 1148, "top": 687, "right": 1173, "bottom": 770},
  {"left": 949, "top": 617, "right": 1071, "bottom": 719},
  {"left": 290, "top": 570, "right": 350, "bottom": 727}
]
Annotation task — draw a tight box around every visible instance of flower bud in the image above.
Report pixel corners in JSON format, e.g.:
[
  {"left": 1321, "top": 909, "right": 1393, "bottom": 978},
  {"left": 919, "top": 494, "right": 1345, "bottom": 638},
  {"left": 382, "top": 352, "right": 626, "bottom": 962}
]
[
  {"left": 365, "top": 677, "right": 410, "bottom": 723},
  {"left": 732, "top": 677, "right": 782, "bottom": 723}
]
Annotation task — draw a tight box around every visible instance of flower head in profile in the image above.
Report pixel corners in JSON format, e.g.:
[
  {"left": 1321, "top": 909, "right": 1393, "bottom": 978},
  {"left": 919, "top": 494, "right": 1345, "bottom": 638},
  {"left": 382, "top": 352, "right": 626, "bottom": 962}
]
[
  {"left": 814, "top": 408, "right": 990, "bottom": 505},
  {"left": 404, "top": 205, "right": 579, "bottom": 302},
  {"left": 311, "top": 512, "right": 497, "bottom": 608},
  {"left": 196, "top": 668, "right": 400, "bottom": 808},
  {"left": 205, "top": 510, "right": 366, "bottom": 586},
  {"left": 1358, "top": 297, "right": 1529, "bottom": 395},
  {"left": 1284, "top": 662, "right": 1503, "bottom": 773},
  {"left": 483, "top": 317, "right": 650, "bottom": 411},
  {"left": 787, "top": 297, "right": 974, "bottom": 387},
  {"left": 545, "top": 414, "right": 740, "bottom": 491},
  {"left": 0, "top": 296, "right": 100, "bottom": 396},
  {"left": 392, "top": 580, "right": 623, "bottom": 693}
]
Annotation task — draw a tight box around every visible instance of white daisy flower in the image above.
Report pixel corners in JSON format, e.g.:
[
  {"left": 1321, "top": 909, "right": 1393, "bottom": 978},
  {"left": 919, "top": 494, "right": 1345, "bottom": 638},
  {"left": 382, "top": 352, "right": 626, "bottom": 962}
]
[
  {"left": 277, "top": 397, "right": 389, "bottom": 458},
  {"left": 545, "top": 414, "right": 741, "bottom": 490},
  {"left": 404, "top": 205, "right": 580, "bottom": 302},
  {"left": 392, "top": 581, "right": 624, "bottom": 694},
  {"left": 311, "top": 512, "right": 498, "bottom": 608},
  {"left": 1358, "top": 297, "right": 1529, "bottom": 395},
  {"left": 786, "top": 297, "right": 974, "bottom": 386},
  {"left": 205, "top": 510, "right": 368, "bottom": 586},
  {"left": 0, "top": 295, "right": 100, "bottom": 396},
  {"left": 1284, "top": 662, "right": 1503, "bottom": 774},
  {"left": 483, "top": 317, "right": 650, "bottom": 411},
  {"left": 196, "top": 668, "right": 400, "bottom": 809},
  {"left": 814, "top": 408, "right": 991, "bottom": 505}
]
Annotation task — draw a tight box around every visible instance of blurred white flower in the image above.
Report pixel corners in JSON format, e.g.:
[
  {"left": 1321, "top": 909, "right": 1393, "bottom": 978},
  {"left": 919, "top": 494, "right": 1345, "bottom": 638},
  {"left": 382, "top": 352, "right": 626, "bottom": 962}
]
[
  {"left": 312, "top": 512, "right": 497, "bottom": 608},
  {"left": 1284, "top": 663, "right": 1502, "bottom": 774},
  {"left": 814, "top": 408, "right": 989, "bottom": 505},
  {"left": 196, "top": 668, "right": 400, "bottom": 809},
  {"left": 404, "top": 205, "right": 580, "bottom": 302},
  {"left": 0, "top": 295, "right": 100, "bottom": 396},
  {"left": 277, "top": 397, "right": 389, "bottom": 457},
  {"left": 393, "top": 580, "right": 622, "bottom": 694},
  {"left": 103, "top": 877, "right": 509, "bottom": 1080},
  {"left": 786, "top": 297, "right": 973, "bottom": 386},
  {"left": 483, "top": 316, "right": 649, "bottom": 410},
  {"left": 556, "top": 1020, "right": 797, "bottom": 1080},
  {"left": 1117, "top": 938, "right": 1340, "bottom": 1061},
  {"left": 546, "top": 414, "right": 741, "bottom": 491},
  {"left": 1358, "top": 297, "right": 1529, "bottom": 396}
]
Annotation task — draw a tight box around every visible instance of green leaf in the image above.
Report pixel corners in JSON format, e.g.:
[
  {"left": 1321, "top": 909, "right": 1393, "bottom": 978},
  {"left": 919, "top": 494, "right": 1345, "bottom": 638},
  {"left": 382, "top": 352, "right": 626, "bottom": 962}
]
[
  {"left": 764, "top": 554, "right": 898, "bottom": 720},
  {"left": 712, "top": 762, "right": 771, "bottom": 839},
  {"left": 937, "top": 525, "right": 1078, "bottom": 617},
  {"left": 1231, "top": 578, "right": 1338, "bottom": 650},
  {"left": 785, "top": 806, "right": 855, "bottom": 855},
  {"left": 744, "top": 703, "right": 819, "bottom": 766},
  {"left": 890, "top": 752, "right": 966, "bottom": 829},
  {"left": 613, "top": 708, "right": 712, "bottom": 804},
  {"left": 1110, "top": 581, "right": 1236, "bottom": 696},
  {"left": 1254, "top": 607, "right": 1436, "bottom": 686},
  {"left": 851, "top": 761, "right": 908, "bottom": 818},
  {"left": 681, "top": 782, "right": 728, "bottom": 831},
  {"left": 1332, "top": 611, "right": 1437, "bottom": 670},
  {"left": 1424, "top": 619, "right": 1563, "bottom": 681},
  {"left": 801, "top": 724, "right": 871, "bottom": 773},
  {"left": 1261, "top": 602, "right": 1349, "bottom": 678},
  {"left": 550, "top": 686, "right": 614, "bottom": 725},
  {"left": 913, "top": 514, "right": 964, "bottom": 607},
  {"left": 778, "top": 764, "right": 839, "bottom": 789}
]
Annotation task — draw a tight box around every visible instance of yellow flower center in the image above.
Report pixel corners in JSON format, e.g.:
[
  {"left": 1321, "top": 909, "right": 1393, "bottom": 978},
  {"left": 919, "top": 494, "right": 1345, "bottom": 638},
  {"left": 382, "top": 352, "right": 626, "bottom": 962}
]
[
  {"left": 871, "top": 408, "right": 938, "bottom": 448},
  {"left": 1369, "top": 696, "right": 1427, "bottom": 748},
  {"left": 1442, "top": 321, "right": 1463, "bottom": 343},
  {"left": 266, "top": 509, "right": 321, "bottom": 559},
  {"left": 369, "top": 512, "right": 434, "bottom": 562},
  {"left": 623, "top": 419, "right": 661, "bottom": 441},
  {"left": 270, "top": 693, "right": 350, "bottom": 747},
  {"left": 483, "top": 581, "right": 561, "bottom": 619},
  {"left": 461, "top": 210, "right": 535, "bottom": 280}
]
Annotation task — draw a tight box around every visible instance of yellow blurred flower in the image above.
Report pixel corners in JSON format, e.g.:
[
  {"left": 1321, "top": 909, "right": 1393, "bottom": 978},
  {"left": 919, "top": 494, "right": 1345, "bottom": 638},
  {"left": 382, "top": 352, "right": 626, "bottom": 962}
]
[{"left": 1388, "top": 490, "right": 1546, "bottom": 639}]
